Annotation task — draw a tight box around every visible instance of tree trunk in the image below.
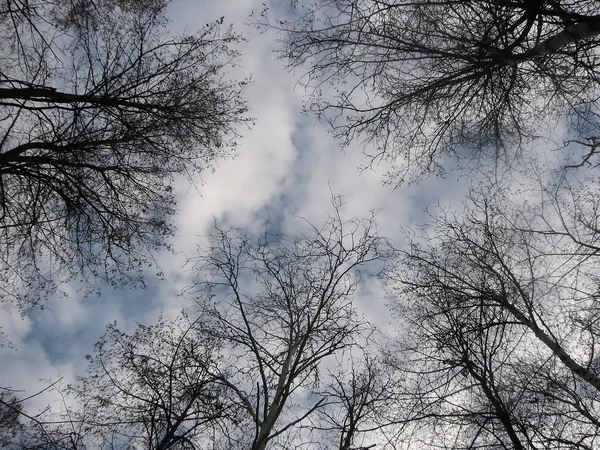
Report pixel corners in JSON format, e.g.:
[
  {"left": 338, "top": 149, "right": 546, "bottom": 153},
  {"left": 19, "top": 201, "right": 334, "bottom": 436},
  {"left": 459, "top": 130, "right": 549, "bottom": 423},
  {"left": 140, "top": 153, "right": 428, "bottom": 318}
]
[
  {"left": 531, "top": 17, "right": 600, "bottom": 56},
  {"left": 464, "top": 359, "right": 525, "bottom": 450},
  {"left": 491, "top": 293, "right": 600, "bottom": 392}
]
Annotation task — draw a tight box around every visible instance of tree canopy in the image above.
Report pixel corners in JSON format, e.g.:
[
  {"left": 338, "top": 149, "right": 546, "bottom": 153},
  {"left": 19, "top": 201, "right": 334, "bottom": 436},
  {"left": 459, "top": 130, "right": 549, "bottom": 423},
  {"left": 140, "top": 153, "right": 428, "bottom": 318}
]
[
  {"left": 0, "top": 0, "right": 250, "bottom": 310},
  {"left": 6, "top": 2, "right": 600, "bottom": 449},
  {"left": 7, "top": 184, "right": 600, "bottom": 448},
  {"left": 264, "top": 0, "right": 600, "bottom": 183},
  {"left": 388, "top": 182, "right": 600, "bottom": 448},
  {"left": 5, "top": 207, "right": 393, "bottom": 450}
]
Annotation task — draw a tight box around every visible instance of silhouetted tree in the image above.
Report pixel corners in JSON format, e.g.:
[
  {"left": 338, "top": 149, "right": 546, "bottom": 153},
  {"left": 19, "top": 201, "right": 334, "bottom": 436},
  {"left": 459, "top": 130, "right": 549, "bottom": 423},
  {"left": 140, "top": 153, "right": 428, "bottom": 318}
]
[
  {"left": 264, "top": 0, "right": 600, "bottom": 183},
  {"left": 389, "top": 184, "right": 600, "bottom": 448},
  {"left": 308, "top": 352, "right": 399, "bottom": 450},
  {"left": 0, "top": 390, "right": 22, "bottom": 447},
  {"left": 188, "top": 202, "right": 391, "bottom": 449},
  {"left": 61, "top": 315, "right": 235, "bottom": 450},
  {"left": 0, "top": 0, "right": 250, "bottom": 310}
]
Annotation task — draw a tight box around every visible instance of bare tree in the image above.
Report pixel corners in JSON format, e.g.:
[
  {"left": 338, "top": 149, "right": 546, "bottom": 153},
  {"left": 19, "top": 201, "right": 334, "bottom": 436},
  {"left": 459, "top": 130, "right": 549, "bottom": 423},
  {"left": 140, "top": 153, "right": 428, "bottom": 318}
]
[
  {"left": 66, "top": 315, "right": 237, "bottom": 450},
  {"left": 3, "top": 315, "right": 239, "bottom": 450},
  {"left": 388, "top": 184, "right": 600, "bottom": 448},
  {"left": 0, "top": 380, "right": 78, "bottom": 450},
  {"left": 0, "top": 0, "right": 250, "bottom": 310},
  {"left": 389, "top": 282, "right": 534, "bottom": 449},
  {"left": 307, "top": 351, "right": 400, "bottom": 450},
  {"left": 189, "top": 202, "right": 391, "bottom": 449},
  {"left": 262, "top": 0, "right": 600, "bottom": 183},
  {"left": 0, "top": 390, "right": 22, "bottom": 447}
]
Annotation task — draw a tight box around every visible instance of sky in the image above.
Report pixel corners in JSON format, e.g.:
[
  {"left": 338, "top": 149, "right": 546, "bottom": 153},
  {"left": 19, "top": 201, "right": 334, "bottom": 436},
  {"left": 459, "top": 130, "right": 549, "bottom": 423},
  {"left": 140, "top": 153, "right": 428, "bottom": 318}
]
[{"left": 0, "top": 0, "right": 570, "bottom": 419}]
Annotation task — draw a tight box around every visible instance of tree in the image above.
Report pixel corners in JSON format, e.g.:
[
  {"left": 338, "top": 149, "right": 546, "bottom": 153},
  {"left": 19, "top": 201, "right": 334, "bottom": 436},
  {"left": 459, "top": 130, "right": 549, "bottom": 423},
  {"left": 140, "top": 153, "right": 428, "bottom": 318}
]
[
  {"left": 0, "top": 381, "right": 73, "bottom": 450},
  {"left": 188, "top": 203, "right": 391, "bottom": 449},
  {"left": 0, "top": 317, "right": 232, "bottom": 450},
  {"left": 0, "top": 0, "right": 250, "bottom": 310},
  {"left": 387, "top": 184, "right": 600, "bottom": 448},
  {"left": 262, "top": 0, "right": 600, "bottom": 183},
  {"left": 389, "top": 281, "right": 535, "bottom": 449},
  {"left": 308, "top": 352, "right": 400, "bottom": 450},
  {"left": 61, "top": 315, "right": 236, "bottom": 450},
  {"left": 13, "top": 204, "right": 391, "bottom": 449}
]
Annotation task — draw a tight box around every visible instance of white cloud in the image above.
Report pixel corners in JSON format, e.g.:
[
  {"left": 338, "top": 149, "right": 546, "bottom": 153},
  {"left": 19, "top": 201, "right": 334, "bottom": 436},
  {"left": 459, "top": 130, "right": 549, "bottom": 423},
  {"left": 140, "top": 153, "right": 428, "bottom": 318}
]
[{"left": 1, "top": 0, "right": 572, "bottom": 436}]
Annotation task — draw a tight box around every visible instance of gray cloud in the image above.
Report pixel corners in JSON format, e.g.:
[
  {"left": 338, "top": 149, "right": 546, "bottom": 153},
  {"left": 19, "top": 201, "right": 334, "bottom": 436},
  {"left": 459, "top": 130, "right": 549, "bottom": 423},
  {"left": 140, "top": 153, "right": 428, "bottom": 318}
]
[{"left": 1, "top": 0, "right": 573, "bottom": 423}]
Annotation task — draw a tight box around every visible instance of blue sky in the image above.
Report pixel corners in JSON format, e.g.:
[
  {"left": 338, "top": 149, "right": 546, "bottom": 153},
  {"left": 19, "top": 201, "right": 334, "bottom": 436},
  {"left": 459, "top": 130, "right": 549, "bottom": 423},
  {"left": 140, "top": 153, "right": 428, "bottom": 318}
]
[{"left": 0, "top": 0, "right": 568, "bottom": 416}]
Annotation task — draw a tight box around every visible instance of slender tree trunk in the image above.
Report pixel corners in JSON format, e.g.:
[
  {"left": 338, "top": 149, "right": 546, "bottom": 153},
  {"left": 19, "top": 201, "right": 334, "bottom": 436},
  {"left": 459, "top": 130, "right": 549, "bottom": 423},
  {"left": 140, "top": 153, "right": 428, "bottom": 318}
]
[
  {"left": 491, "top": 293, "right": 600, "bottom": 392},
  {"left": 252, "top": 343, "right": 299, "bottom": 450},
  {"left": 464, "top": 359, "right": 525, "bottom": 450}
]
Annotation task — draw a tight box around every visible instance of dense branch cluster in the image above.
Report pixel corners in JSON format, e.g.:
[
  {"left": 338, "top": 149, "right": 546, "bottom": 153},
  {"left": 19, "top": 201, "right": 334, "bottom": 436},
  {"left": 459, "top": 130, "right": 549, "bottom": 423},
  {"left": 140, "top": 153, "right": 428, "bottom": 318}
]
[
  {"left": 266, "top": 0, "right": 600, "bottom": 182},
  {"left": 0, "top": 0, "right": 249, "bottom": 310},
  {"left": 389, "top": 182, "right": 600, "bottom": 449},
  {"left": 8, "top": 184, "right": 597, "bottom": 449},
  {"left": 2, "top": 209, "right": 394, "bottom": 450}
]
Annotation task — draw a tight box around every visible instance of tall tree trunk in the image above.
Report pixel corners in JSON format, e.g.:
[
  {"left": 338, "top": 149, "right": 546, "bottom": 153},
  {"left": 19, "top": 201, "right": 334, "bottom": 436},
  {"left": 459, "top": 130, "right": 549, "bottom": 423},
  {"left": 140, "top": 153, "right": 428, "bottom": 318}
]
[{"left": 464, "top": 359, "right": 525, "bottom": 450}]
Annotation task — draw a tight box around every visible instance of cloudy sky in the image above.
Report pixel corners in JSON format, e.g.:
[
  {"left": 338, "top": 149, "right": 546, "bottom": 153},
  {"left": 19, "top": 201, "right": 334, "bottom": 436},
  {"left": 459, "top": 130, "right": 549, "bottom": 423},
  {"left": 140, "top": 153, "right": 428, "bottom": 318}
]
[{"left": 0, "top": 0, "right": 568, "bottom": 415}]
